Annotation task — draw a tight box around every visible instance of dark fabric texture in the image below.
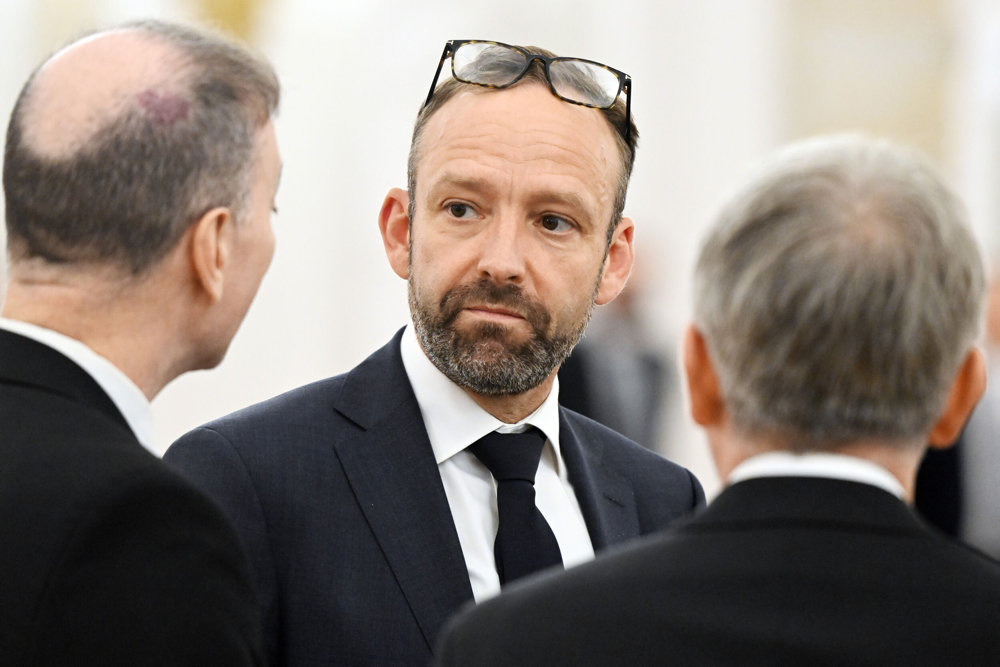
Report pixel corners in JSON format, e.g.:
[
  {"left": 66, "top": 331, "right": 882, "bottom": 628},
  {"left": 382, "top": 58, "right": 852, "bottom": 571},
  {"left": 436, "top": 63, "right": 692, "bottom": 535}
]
[
  {"left": 469, "top": 427, "right": 563, "bottom": 584},
  {"left": 914, "top": 440, "right": 963, "bottom": 536},
  {"left": 164, "top": 328, "right": 705, "bottom": 666},
  {"left": 0, "top": 330, "right": 263, "bottom": 665},
  {"left": 436, "top": 476, "right": 1000, "bottom": 666}
]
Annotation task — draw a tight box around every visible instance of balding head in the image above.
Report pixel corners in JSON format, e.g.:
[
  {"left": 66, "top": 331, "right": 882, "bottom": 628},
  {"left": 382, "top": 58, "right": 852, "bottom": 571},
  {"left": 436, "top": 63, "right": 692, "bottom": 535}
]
[
  {"left": 21, "top": 30, "right": 189, "bottom": 158},
  {"left": 4, "top": 20, "right": 279, "bottom": 275}
]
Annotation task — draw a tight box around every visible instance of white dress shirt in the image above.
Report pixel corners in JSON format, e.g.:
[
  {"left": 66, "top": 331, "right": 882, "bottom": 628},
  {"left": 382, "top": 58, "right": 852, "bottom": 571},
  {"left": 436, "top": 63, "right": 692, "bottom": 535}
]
[
  {"left": 400, "top": 325, "right": 595, "bottom": 602},
  {"left": 728, "top": 450, "right": 906, "bottom": 499},
  {"left": 0, "top": 317, "right": 155, "bottom": 453}
]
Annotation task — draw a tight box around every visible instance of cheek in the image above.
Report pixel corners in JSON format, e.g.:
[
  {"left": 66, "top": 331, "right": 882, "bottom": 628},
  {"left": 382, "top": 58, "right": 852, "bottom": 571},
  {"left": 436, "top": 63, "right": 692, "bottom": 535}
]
[
  {"left": 238, "top": 226, "right": 275, "bottom": 296},
  {"left": 410, "top": 240, "right": 465, "bottom": 292},
  {"left": 546, "top": 260, "right": 604, "bottom": 316},
  {"left": 549, "top": 252, "right": 605, "bottom": 292},
  {"left": 409, "top": 264, "right": 444, "bottom": 308},
  {"left": 263, "top": 228, "right": 276, "bottom": 269}
]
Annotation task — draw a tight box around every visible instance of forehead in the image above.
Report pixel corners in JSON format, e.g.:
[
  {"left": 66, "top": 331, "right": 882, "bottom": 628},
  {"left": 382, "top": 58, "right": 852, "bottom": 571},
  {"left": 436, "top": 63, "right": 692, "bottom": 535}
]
[{"left": 415, "top": 83, "right": 621, "bottom": 201}]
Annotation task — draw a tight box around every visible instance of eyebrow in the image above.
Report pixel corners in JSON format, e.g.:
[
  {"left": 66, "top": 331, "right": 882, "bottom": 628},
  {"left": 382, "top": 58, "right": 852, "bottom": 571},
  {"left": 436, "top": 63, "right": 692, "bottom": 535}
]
[
  {"left": 531, "top": 190, "right": 591, "bottom": 215},
  {"left": 427, "top": 173, "right": 497, "bottom": 200},
  {"left": 428, "top": 172, "right": 594, "bottom": 214}
]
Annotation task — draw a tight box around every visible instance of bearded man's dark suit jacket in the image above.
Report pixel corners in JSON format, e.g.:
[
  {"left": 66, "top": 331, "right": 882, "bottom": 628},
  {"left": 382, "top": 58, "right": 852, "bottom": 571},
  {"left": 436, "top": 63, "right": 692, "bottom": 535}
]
[
  {"left": 164, "top": 328, "right": 705, "bottom": 665},
  {"left": 0, "top": 330, "right": 263, "bottom": 665},
  {"left": 436, "top": 475, "right": 1000, "bottom": 666}
]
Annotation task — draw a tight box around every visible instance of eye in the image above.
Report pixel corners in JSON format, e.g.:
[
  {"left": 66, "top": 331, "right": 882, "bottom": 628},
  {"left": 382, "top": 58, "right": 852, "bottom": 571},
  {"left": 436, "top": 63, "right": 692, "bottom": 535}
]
[
  {"left": 540, "top": 214, "right": 574, "bottom": 233},
  {"left": 447, "top": 202, "right": 478, "bottom": 219}
]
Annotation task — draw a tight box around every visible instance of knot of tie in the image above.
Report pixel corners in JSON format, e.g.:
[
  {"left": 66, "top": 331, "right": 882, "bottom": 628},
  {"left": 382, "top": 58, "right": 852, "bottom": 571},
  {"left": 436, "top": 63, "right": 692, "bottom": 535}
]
[
  {"left": 468, "top": 426, "right": 563, "bottom": 585},
  {"left": 468, "top": 427, "right": 546, "bottom": 484}
]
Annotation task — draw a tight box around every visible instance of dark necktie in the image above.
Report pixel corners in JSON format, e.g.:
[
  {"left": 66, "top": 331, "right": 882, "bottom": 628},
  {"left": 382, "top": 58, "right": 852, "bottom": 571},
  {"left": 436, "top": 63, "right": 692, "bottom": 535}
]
[{"left": 469, "top": 427, "right": 564, "bottom": 585}]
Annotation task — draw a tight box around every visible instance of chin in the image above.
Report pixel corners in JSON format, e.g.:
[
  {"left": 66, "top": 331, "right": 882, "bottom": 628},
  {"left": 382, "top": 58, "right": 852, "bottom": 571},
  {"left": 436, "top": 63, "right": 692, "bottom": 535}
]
[{"left": 458, "top": 319, "right": 534, "bottom": 345}]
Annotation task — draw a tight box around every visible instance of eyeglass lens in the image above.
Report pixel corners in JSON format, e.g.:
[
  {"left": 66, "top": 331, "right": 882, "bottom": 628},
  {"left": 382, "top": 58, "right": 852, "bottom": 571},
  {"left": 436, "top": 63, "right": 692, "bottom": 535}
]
[{"left": 452, "top": 42, "right": 622, "bottom": 109}]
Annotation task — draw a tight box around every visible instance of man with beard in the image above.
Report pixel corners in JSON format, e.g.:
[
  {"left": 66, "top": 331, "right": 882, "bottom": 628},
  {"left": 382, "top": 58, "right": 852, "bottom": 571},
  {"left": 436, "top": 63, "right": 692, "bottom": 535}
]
[{"left": 165, "top": 40, "right": 704, "bottom": 665}]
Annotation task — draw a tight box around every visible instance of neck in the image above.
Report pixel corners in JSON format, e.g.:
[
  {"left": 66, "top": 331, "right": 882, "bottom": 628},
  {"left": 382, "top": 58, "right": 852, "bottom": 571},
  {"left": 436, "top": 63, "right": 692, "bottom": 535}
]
[
  {"left": 2, "top": 270, "right": 190, "bottom": 399},
  {"left": 826, "top": 439, "right": 924, "bottom": 502},
  {"left": 714, "top": 429, "right": 926, "bottom": 502},
  {"left": 463, "top": 374, "right": 556, "bottom": 424}
]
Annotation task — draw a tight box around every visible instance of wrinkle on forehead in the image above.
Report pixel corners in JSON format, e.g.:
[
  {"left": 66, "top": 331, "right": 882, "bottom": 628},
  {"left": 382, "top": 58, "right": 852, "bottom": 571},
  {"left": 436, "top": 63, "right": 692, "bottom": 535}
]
[
  {"left": 418, "top": 85, "right": 620, "bottom": 211},
  {"left": 20, "top": 30, "right": 190, "bottom": 158}
]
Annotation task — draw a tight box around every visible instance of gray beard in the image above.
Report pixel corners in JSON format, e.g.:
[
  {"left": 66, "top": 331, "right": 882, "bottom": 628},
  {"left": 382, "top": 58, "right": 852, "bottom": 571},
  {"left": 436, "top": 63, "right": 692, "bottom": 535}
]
[{"left": 409, "top": 277, "right": 594, "bottom": 396}]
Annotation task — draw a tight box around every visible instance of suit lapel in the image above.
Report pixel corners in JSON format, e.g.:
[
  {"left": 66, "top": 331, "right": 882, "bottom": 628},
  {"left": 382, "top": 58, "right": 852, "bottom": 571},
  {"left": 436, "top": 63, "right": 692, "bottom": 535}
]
[
  {"left": 559, "top": 410, "right": 639, "bottom": 551},
  {"left": 330, "top": 330, "right": 473, "bottom": 650}
]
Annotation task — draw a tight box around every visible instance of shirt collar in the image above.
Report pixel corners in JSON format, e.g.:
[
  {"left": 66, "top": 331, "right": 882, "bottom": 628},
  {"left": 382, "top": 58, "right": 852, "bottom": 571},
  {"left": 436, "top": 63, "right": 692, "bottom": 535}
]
[
  {"left": 728, "top": 450, "right": 906, "bottom": 499},
  {"left": 0, "top": 317, "right": 156, "bottom": 454},
  {"left": 400, "top": 324, "right": 562, "bottom": 466}
]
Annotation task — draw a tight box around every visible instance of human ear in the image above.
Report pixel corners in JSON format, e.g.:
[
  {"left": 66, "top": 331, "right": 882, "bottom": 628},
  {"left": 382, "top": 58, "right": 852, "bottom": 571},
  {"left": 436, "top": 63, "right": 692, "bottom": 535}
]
[
  {"left": 189, "top": 206, "right": 233, "bottom": 303},
  {"left": 683, "top": 324, "right": 727, "bottom": 427},
  {"left": 928, "top": 347, "right": 987, "bottom": 447},
  {"left": 379, "top": 187, "right": 411, "bottom": 280},
  {"left": 594, "top": 217, "right": 635, "bottom": 305}
]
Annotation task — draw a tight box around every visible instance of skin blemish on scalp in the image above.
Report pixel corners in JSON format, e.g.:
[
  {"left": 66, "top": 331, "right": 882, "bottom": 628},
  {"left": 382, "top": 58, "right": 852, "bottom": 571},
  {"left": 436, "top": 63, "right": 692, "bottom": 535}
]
[{"left": 136, "top": 89, "right": 190, "bottom": 125}]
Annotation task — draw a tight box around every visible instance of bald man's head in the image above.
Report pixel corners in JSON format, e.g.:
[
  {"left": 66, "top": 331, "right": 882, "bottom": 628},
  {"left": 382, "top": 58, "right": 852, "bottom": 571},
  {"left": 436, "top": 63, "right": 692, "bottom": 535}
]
[
  {"left": 3, "top": 20, "right": 279, "bottom": 275},
  {"left": 20, "top": 31, "right": 190, "bottom": 158}
]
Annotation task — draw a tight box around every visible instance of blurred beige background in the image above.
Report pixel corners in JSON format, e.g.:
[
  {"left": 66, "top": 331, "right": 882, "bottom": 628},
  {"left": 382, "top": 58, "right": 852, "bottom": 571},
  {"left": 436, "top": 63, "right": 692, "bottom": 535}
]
[{"left": 2, "top": 0, "right": 999, "bottom": 497}]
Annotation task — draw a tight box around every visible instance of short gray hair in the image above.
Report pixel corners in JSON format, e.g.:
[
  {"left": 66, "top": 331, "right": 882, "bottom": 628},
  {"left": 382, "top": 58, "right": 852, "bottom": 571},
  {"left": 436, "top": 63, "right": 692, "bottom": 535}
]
[{"left": 693, "top": 134, "right": 985, "bottom": 448}]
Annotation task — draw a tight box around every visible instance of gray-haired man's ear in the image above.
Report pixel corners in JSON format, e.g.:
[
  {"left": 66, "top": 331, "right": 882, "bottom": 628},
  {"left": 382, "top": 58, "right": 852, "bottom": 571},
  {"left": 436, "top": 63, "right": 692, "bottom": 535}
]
[
  {"left": 683, "top": 324, "right": 726, "bottom": 428},
  {"left": 927, "top": 347, "right": 986, "bottom": 448}
]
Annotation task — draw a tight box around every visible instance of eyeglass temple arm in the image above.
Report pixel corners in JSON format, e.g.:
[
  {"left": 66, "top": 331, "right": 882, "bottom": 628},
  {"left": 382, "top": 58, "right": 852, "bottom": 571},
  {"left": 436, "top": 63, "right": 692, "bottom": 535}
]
[
  {"left": 623, "top": 76, "right": 632, "bottom": 143},
  {"left": 424, "top": 42, "right": 455, "bottom": 107}
]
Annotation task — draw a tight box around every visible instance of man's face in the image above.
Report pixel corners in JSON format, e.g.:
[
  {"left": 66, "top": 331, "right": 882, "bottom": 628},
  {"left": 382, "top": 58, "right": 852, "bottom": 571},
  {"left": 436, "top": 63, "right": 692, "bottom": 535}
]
[
  {"left": 208, "top": 119, "right": 281, "bottom": 365},
  {"left": 405, "top": 83, "right": 632, "bottom": 396}
]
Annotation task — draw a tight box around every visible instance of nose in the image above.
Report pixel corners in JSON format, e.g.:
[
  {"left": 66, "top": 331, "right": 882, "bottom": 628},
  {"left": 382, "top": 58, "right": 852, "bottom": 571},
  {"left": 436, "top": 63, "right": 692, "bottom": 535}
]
[{"left": 476, "top": 216, "right": 526, "bottom": 284}]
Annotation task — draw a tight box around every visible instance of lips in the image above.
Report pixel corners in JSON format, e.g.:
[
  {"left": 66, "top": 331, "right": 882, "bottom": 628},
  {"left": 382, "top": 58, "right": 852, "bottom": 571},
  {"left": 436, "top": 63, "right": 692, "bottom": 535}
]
[
  {"left": 439, "top": 278, "right": 550, "bottom": 332},
  {"left": 464, "top": 304, "right": 525, "bottom": 320}
]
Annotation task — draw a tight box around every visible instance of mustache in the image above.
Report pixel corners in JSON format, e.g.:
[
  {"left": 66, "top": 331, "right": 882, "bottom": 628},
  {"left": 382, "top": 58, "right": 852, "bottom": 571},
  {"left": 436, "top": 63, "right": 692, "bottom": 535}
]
[{"left": 438, "top": 279, "right": 550, "bottom": 330}]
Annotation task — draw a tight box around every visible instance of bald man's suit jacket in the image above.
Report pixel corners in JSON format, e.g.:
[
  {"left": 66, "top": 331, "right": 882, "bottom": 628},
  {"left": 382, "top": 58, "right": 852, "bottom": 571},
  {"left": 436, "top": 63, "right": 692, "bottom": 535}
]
[
  {"left": 436, "top": 476, "right": 1000, "bottom": 666},
  {"left": 0, "top": 330, "right": 262, "bottom": 665},
  {"left": 164, "top": 328, "right": 705, "bottom": 666}
]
